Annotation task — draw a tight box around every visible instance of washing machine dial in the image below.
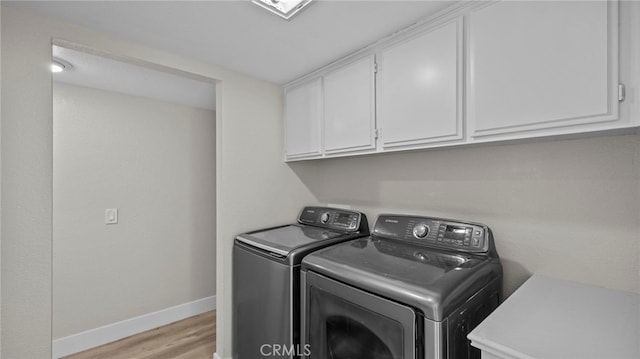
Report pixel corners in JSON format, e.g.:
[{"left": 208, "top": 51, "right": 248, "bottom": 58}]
[
  {"left": 413, "top": 224, "right": 430, "bottom": 239},
  {"left": 320, "top": 212, "right": 330, "bottom": 224}
]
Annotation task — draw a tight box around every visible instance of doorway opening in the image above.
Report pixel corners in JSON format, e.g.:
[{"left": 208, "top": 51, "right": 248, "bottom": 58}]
[{"left": 51, "top": 43, "right": 218, "bottom": 358}]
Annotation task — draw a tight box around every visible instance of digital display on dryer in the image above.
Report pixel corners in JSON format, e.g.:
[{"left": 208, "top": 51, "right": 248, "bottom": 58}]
[
  {"left": 334, "top": 213, "right": 353, "bottom": 226},
  {"left": 443, "top": 225, "right": 466, "bottom": 241}
]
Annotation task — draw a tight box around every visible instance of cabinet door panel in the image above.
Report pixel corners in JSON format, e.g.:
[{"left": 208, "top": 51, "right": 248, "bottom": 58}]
[
  {"left": 324, "top": 55, "right": 376, "bottom": 154},
  {"left": 378, "top": 20, "right": 462, "bottom": 149},
  {"left": 468, "top": 0, "right": 617, "bottom": 138},
  {"left": 284, "top": 79, "right": 322, "bottom": 159}
]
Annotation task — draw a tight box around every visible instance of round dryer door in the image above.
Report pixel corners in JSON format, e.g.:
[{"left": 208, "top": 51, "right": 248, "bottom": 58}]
[{"left": 303, "top": 271, "right": 416, "bottom": 359}]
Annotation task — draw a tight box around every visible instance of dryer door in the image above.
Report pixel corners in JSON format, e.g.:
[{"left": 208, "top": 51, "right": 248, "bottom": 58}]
[{"left": 302, "top": 271, "right": 417, "bottom": 359}]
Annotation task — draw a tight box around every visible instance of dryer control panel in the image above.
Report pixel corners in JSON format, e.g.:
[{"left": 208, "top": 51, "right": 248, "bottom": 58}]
[
  {"left": 298, "top": 206, "right": 367, "bottom": 232},
  {"left": 373, "top": 214, "right": 492, "bottom": 253}
]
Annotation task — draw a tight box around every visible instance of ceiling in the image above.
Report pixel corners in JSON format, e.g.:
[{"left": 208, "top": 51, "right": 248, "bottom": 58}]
[
  {"left": 10, "top": 0, "right": 455, "bottom": 85},
  {"left": 53, "top": 45, "right": 217, "bottom": 110}
]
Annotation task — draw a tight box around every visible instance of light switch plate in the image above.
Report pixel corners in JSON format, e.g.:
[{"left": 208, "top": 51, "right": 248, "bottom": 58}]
[{"left": 105, "top": 208, "right": 118, "bottom": 224}]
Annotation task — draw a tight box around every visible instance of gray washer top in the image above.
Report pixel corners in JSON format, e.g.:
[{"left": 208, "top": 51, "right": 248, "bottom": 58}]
[
  {"left": 235, "top": 206, "right": 370, "bottom": 265},
  {"left": 236, "top": 224, "right": 353, "bottom": 265}
]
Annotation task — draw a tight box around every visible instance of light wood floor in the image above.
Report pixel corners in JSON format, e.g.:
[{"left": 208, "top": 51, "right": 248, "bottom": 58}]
[{"left": 63, "top": 311, "right": 216, "bottom": 359}]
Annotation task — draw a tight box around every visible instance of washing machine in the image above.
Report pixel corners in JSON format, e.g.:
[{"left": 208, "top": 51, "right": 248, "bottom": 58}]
[
  {"left": 233, "top": 206, "right": 369, "bottom": 359},
  {"left": 301, "top": 214, "right": 503, "bottom": 359}
]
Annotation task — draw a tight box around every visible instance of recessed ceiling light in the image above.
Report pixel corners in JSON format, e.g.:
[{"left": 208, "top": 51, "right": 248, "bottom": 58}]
[
  {"left": 251, "top": 0, "right": 314, "bottom": 20},
  {"left": 51, "top": 57, "right": 73, "bottom": 73}
]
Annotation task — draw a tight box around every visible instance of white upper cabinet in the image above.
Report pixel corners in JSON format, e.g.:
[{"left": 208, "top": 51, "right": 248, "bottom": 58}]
[
  {"left": 467, "top": 0, "right": 619, "bottom": 139},
  {"left": 283, "top": 0, "right": 630, "bottom": 162},
  {"left": 284, "top": 78, "right": 323, "bottom": 160},
  {"left": 323, "top": 55, "right": 377, "bottom": 155},
  {"left": 377, "top": 19, "right": 463, "bottom": 150}
]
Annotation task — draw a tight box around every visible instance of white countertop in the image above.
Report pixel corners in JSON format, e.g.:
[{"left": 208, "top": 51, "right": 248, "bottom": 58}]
[{"left": 468, "top": 274, "right": 640, "bottom": 359}]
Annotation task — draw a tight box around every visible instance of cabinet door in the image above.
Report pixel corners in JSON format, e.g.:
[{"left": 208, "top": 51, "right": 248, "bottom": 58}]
[
  {"left": 324, "top": 55, "right": 376, "bottom": 155},
  {"left": 284, "top": 78, "right": 322, "bottom": 160},
  {"left": 377, "top": 19, "right": 463, "bottom": 150},
  {"left": 468, "top": 0, "right": 618, "bottom": 138}
]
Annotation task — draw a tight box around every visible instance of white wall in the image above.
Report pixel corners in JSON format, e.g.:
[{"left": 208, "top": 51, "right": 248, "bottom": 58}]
[
  {"left": 0, "top": 5, "right": 316, "bottom": 358},
  {"left": 4, "top": 3, "right": 638, "bottom": 359},
  {"left": 0, "top": 4, "right": 3, "bottom": 352},
  {"left": 1, "top": 6, "right": 54, "bottom": 358},
  {"left": 290, "top": 134, "right": 640, "bottom": 297},
  {"left": 53, "top": 83, "right": 216, "bottom": 338}
]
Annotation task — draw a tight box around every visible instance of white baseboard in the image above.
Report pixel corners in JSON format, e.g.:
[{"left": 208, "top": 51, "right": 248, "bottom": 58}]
[
  {"left": 213, "top": 351, "right": 231, "bottom": 359},
  {"left": 52, "top": 295, "right": 216, "bottom": 359}
]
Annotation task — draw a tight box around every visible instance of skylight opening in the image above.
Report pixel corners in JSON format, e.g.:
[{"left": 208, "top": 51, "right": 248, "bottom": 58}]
[{"left": 251, "top": 0, "right": 314, "bottom": 20}]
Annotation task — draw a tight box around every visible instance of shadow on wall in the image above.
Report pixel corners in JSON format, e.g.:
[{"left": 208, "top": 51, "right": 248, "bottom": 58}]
[
  {"left": 286, "top": 136, "right": 630, "bottom": 218},
  {"left": 497, "top": 259, "right": 532, "bottom": 297}
]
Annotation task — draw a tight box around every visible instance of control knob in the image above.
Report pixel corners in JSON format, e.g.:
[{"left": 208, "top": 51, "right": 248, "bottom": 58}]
[
  {"left": 320, "top": 212, "right": 330, "bottom": 224},
  {"left": 413, "top": 224, "right": 430, "bottom": 239}
]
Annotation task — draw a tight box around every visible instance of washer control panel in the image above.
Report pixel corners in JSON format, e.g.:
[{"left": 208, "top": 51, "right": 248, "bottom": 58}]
[
  {"left": 374, "top": 214, "right": 490, "bottom": 253},
  {"left": 298, "top": 206, "right": 364, "bottom": 232}
]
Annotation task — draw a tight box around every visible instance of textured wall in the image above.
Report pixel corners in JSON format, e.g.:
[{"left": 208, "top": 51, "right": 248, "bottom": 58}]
[
  {"left": 291, "top": 135, "right": 640, "bottom": 298},
  {"left": 1, "top": 6, "right": 54, "bottom": 358},
  {"left": 0, "top": 3, "right": 4, "bottom": 353},
  {"left": 1, "top": 5, "right": 316, "bottom": 358},
  {"left": 3, "top": 2, "right": 638, "bottom": 359}
]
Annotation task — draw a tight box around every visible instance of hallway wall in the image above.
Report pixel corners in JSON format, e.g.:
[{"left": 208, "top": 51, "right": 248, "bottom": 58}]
[{"left": 53, "top": 83, "right": 216, "bottom": 339}]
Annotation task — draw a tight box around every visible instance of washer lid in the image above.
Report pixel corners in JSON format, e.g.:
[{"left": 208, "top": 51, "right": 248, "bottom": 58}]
[
  {"left": 236, "top": 224, "right": 344, "bottom": 257},
  {"left": 302, "top": 237, "right": 501, "bottom": 321}
]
